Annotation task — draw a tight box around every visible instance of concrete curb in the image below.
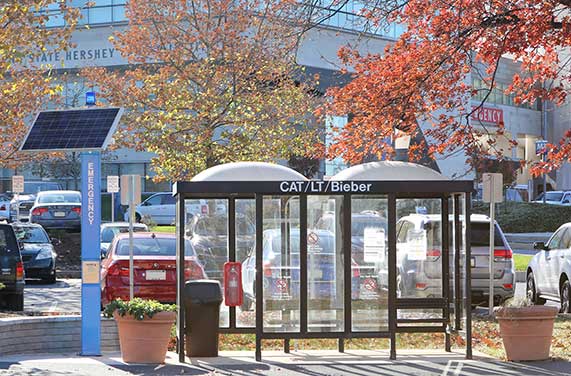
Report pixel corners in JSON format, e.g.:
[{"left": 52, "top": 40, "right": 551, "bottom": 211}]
[
  {"left": 515, "top": 271, "right": 526, "bottom": 283},
  {"left": 56, "top": 269, "right": 81, "bottom": 279}
]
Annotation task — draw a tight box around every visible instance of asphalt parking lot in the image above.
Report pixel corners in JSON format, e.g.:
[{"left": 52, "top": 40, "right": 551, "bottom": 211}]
[{"left": 23, "top": 279, "right": 81, "bottom": 313}]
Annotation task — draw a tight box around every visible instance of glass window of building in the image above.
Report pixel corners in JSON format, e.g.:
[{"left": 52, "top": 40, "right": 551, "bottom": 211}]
[
  {"left": 324, "top": 116, "right": 348, "bottom": 177},
  {"left": 314, "top": 1, "right": 405, "bottom": 39},
  {"left": 472, "top": 78, "right": 537, "bottom": 110}
]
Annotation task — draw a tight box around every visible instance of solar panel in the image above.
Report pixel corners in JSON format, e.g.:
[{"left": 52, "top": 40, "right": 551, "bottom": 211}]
[{"left": 20, "top": 107, "right": 124, "bottom": 152}]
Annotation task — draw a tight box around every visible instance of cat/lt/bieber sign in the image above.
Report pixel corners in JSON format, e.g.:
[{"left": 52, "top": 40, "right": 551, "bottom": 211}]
[{"left": 482, "top": 173, "right": 503, "bottom": 315}]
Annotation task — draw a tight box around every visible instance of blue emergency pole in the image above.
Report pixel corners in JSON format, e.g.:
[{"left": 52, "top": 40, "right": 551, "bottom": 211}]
[{"left": 80, "top": 151, "right": 101, "bottom": 356}]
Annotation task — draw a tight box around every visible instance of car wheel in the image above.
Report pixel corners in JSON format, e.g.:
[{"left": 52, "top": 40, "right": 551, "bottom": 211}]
[
  {"left": 560, "top": 279, "right": 570, "bottom": 314},
  {"left": 43, "top": 271, "right": 57, "bottom": 284},
  {"left": 527, "top": 271, "right": 546, "bottom": 305},
  {"left": 8, "top": 294, "right": 24, "bottom": 311}
]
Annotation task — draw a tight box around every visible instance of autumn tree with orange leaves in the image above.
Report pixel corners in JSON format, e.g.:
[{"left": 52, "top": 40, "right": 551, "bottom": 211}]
[
  {"left": 1, "top": 1, "right": 78, "bottom": 167},
  {"left": 84, "top": 0, "right": 321, "bottom": 181},
  {"left": 324, "top": 0, "right": 571, "bottom": 176}
]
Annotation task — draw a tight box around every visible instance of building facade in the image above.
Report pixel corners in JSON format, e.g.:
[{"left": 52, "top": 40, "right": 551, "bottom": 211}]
[{"left": 0, "top": 1, "right": 561, "bottom": 197}]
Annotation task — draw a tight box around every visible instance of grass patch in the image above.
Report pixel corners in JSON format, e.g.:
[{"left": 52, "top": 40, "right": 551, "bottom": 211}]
[
  {"left": 513, "top": 254, "right": 532, "bottom": 272},
  {"left": 164, "top": 315, "right": 570, "bottom": 361},
  {"left": 151, "top": 225, "right": 176, "bottom": 233}
]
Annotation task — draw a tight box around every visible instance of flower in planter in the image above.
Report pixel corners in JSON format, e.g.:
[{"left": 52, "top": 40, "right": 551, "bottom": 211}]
[{"left": 103, "top": 298, "right": 176, "bottom": 320}]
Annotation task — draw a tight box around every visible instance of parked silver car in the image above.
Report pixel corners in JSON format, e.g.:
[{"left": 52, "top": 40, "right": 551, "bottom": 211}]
[
  {"left": 376, "top": 214, "right": 515, "bottom": 305},
  {"left": 528, "top": 223, "right": 571, "bottom": 313},
  {"left": 29, "top": 191, "right": 81, "bottom": 231},
  {"left": 9, "top": 181, "right": 63, "bottom": 222},
  {"left": 125, "top": 193, "right": 215, "bottom": 225},
  {"left": 533, "top": 190, "right": 571, "bottom": 205},
  {"left": 100, "top": 222, "right": 149, "bottom": 257}
]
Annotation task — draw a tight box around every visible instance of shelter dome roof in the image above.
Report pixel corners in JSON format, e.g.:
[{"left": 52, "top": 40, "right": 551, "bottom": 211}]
[
  {"left": 331, "top": 161, "right": 447, "bottom": 181},
  {"left": 192, "top": 162, "right": 308, "bottom": 181}
]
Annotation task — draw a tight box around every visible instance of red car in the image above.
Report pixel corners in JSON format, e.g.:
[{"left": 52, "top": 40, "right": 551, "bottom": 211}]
[{"left": 101, "top": 232, "right": 206, "bottom": 306}]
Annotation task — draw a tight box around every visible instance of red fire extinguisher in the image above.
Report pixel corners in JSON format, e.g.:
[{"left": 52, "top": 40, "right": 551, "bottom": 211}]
[{"left": 223, "top": 262, "right": 243, "bottom": 307}]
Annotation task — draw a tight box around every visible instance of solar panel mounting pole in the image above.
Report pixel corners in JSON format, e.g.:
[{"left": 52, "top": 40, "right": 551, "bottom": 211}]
[{"left": 80, "top": 151, "right": 102, "bottom": 356}]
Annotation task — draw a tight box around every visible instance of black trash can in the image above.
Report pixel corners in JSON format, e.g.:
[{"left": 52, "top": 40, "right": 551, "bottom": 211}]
[{"left": 183, "top": 280, "right": 223, "bottom": 357}]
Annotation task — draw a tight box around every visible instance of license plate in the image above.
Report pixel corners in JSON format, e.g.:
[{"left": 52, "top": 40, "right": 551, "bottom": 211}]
[
  {"left": 470, "top": 257, "right": 476, "bottom": 268},
  {"left": 146, "top": 270, "right": 166, "bottom": 280},
  {"left": 53, "top": 211, "right": 66, "bottom": 217}
]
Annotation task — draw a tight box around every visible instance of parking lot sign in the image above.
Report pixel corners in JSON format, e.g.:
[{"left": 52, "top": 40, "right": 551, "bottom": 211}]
[
  {"left": 535, "top": 139, "right": 548, "bottom": 156},
  {"left": 12, "top": 176, "right": 24, "bottom": 193},
  {"left": 107, "top": 176, "right": 119, "bottom": 193},
  {"left": 120, "top": 175, "right": 141, "bottom": 205},
  {"left": 482, "top": 173, "right": 503, "bottom": 204}
]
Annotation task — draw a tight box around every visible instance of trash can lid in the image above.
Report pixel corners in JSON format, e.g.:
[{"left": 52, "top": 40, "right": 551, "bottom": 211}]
[{"left": 184, "top": 279, "right": 223, "bottom": 304}]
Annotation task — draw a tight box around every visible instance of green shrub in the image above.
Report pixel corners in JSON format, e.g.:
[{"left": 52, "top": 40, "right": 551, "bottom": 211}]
[
  {"left": 472, "top": 201, "right": 571, "bottom": 233},
  {"left": 103, "top": 298, "right": 176, "bottom": 320}
]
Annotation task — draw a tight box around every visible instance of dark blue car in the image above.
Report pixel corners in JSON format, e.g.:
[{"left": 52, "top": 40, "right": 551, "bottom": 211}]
[{"left": 12, "top": 223, "right": 57, "bottom": 284}]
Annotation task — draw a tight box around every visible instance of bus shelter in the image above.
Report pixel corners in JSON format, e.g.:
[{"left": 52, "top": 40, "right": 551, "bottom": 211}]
[{"left": 174, "top": 161, "right": 474, "bottom": 362}]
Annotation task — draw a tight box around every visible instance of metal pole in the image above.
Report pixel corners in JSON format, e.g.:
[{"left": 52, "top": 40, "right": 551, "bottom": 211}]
[
  {"left": 542, "top": 153, "right": 547, "bottom": 204},
  {"left": 542, "top": 92, "right": 547, "bottom": 203},
  {"left": 488, "top": 177, "right": 495, "bottom": 316},
  {"left": 176, "top": 193, "right": 186, "bottom": 362},
  {"left": 15, "top": 193, "right": 19, "bottom": 222},
  {"left": 111, "top": 193, "right": 115, "bottom": 223},
  {"left": 465, "top": 194, "right": 473, "bottom": 360},
  {"left": 129, "top": 180, "right": 134, "bottom": 300}
]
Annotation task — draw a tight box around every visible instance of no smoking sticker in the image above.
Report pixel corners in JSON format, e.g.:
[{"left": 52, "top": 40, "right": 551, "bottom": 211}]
[
  {"left": 364, "top": 278, "right": 377, "bottom": 291},
  {"left": 308, "top": 232, "right": 319, "bottom": 245}
]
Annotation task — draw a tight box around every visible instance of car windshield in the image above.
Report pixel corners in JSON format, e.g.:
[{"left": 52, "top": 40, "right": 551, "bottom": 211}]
[
  {"left": 194, "top": 216, "right": 253, "bottom": 236},
  {"left": 38, "top": 192, "right": 80, "bottom": 204},
  {"left": 537, "top": 192, "right": 564, "bottom": 202},
  {"left": 470, "top": 222, "right": 504, "bottom": 247},
  {"left": 24, "top": 182, "right": 60, "bottom": 194},
  {"left": 116, "top": 237, "right": 195, "bottom": 256},
  {"left": 352, "top": 218, "right": 387, "bottom": 236},
  {"left": 12, "top": 226, "right": 49, "bottom": 244},
  {"left": 101, "top": 226, "right": 147, "bottom": 243},
  {"left": 411, "top": 220, "right": 504, "bottom": 247}
]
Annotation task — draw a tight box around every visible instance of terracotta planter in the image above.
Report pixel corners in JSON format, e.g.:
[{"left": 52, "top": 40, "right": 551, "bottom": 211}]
[
  {"left": 114, "top": 311, "right": 176, "bottom": 363},
  {"left": 495, "top": 305, "right": 558, "bottom": 361}
]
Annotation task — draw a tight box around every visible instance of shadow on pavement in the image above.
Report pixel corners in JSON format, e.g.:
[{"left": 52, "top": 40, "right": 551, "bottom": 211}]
[{"left": 1, "top": 351, "right": 570, "bottom": 376}]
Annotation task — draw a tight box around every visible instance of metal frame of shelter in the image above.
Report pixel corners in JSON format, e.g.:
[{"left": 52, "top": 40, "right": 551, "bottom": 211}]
[{"left": 174, "top": 162, "right": 474, "bottom": 362}]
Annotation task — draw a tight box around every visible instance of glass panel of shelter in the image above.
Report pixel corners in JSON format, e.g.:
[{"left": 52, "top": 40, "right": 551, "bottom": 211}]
[
  {"left": 184, "top": 198, "right": 230, "bottom": 327},
  {"left": 307, "top": 195, "right": 344, "bottom": 332},
  {"left": 262, "top": 196, "right": 301, "bottom": 332},
  {"left": 350, "top": 196, "right": 389, "bottom": 331},
  {"left": 236, "top": 199, "right": 256, "bottom": 328},
  {"left": 395, "top": 198, "right": 445, "bottom": 323}
]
